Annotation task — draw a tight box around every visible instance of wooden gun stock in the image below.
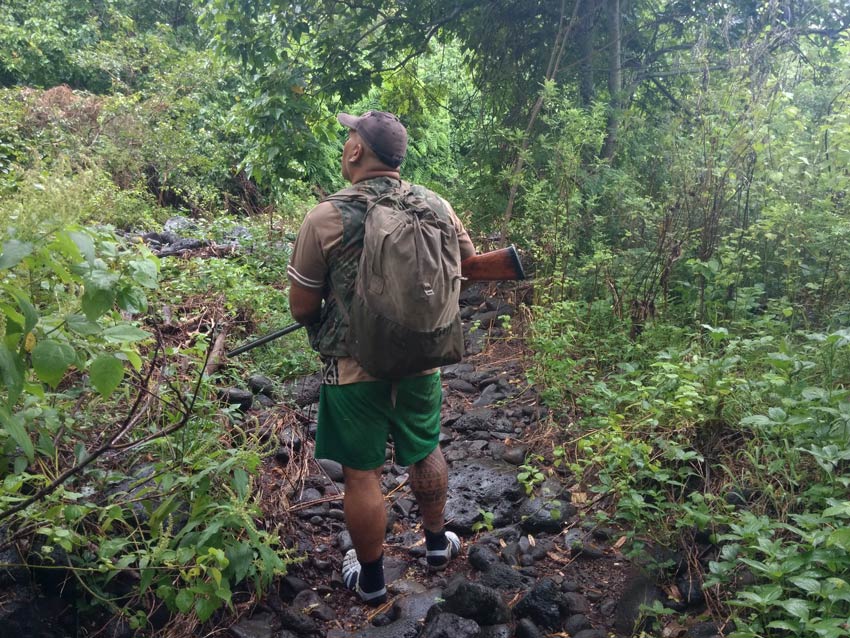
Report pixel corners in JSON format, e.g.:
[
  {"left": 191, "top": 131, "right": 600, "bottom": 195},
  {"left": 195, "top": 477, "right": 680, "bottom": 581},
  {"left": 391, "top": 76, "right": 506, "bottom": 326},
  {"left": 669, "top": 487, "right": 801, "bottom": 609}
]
[{"left": 461, "top": 245, "right": 526, "bottom": 281}]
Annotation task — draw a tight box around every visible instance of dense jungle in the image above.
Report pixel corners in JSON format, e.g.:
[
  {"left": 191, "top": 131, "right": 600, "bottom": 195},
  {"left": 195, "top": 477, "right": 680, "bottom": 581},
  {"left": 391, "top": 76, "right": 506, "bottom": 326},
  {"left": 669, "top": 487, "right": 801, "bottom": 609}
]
[{"left": 1, "top": 1, "right": 850, "bottom": 637}]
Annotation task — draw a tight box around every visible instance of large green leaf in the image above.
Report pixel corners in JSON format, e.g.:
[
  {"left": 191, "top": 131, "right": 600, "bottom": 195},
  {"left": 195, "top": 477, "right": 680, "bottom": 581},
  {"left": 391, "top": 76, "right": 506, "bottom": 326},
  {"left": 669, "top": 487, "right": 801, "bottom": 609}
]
[
  {"left": 101, "top": 325, "right": 150, "bottom": 343},
  {"left": 0, "top": 344, "right": 24, "bottom": 406},
  {"left": 66, "top": 314, "right": 102, "bottom": 336},
  {"left": 0, "top": 407, "right": 34, "bottom": 461},
  {"left": 31, "top": 340, "right": 77, "bottom": 387},
  {"left": 7, "top": 288, "right": 39, "bottom": 334},
  {"left": 69, "top": 231, "right": 95, "bottom": 265},
  {"left": 116, "top": 286, "right": 148, "bottom": 314},
  {"left": 89, "top": 355, "right": 124, "bottom": 398},
  {"left": 827, "top": 527, "right": 850, "bottom": 551},
  {"left": 130, "top": 259, "right": 159, "bottom": 288},
  {"left": 81, "top": 286, "right": 116, "bottom": 321},
  {"left": 0, "top": 240, "right": 33, "bottom": 270}
]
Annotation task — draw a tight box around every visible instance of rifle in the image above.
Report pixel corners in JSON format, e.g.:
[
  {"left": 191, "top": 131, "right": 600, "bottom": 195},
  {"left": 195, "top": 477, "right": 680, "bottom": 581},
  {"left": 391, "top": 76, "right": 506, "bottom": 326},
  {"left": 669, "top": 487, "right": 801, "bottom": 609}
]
[{"left": 226, "top": 245, "right": 526, "bottom": 358}]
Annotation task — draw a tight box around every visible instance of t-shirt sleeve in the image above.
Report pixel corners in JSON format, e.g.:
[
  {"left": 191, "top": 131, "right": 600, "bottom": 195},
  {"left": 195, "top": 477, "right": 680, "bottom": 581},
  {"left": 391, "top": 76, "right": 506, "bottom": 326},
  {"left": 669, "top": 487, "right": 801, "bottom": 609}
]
[
  {"left": 447, "top": 202, "right": 477, "bottom": 261},
  {"left": 287, "top": 202, "right": 343, "bottom": 290}
]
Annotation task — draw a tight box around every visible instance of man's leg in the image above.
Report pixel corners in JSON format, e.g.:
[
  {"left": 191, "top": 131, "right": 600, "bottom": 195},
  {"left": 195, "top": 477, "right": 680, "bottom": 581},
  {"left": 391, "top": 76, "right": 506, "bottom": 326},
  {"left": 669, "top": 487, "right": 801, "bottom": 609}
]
[
  {"left": 343, "top": 466, "right": 386, "bottom": 562},
  {"left": 410, "top": 446, "right": 448, "bottom": 532},
  {"left": 341, "top": 465, "right": 387, "bottom": 604},
  {"left": 410, "top": 445, "right": 460, "bottom": 569}
]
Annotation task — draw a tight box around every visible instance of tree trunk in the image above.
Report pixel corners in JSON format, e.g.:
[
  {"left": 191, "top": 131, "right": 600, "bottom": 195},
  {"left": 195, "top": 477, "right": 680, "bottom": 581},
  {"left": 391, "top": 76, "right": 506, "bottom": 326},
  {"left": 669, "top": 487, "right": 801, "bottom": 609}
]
[
  {"left": 577, "top": 0, "right": 596, "bottom": 106},
  {"left": 601, "top": 0, "right": 621, "bottom": 160}
]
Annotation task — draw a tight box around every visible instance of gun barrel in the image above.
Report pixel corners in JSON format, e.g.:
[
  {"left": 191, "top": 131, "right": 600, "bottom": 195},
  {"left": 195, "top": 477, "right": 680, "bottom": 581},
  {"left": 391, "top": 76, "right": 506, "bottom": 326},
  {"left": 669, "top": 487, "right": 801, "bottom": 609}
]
[{"left": 225, "top": 322, "right": 303, "bottom": 358}]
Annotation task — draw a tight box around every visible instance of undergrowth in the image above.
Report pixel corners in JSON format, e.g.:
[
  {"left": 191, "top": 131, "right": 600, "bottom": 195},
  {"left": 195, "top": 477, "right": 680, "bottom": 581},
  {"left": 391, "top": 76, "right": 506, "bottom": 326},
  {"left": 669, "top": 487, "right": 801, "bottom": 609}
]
[{"left": 529, "top": 297, "right": 850, "bottom": 637}]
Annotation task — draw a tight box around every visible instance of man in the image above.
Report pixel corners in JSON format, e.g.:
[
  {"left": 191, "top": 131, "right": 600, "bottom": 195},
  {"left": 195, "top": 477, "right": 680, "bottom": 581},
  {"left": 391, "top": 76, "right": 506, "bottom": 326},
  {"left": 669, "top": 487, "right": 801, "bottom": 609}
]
[{"left": 287, "top": 110, "right": 476, "bottom": 605}]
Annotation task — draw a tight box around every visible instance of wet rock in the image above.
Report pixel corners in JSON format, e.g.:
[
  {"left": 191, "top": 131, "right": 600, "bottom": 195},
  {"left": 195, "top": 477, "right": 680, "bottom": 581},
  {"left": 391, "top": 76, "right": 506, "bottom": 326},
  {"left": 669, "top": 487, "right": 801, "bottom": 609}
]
[
  {"left": 459, "top": 286, "right": 486, "bottom": 306},
  {"left": 564, "top": 614, "right": 592, "bottom": 634},
  {"left": 247, "top": 374, "right": 276, "bottom": 397},
  {"left": 562, "top": 592, "right": 589, "bottom": 614},
  {"left": 563, "top": 529, "right": 606, "bottom": 558},
  {"left": 388, "top": 579, "right": 428, "bottom": 596},
  {"left": 229, "top": 611, "right": 277, "bottom": 638},
  {"left": 591, "top": 526, "right": 616, "bottom": 541},
  {"left": 486, "top": 300, "right": 516, "bottom": 317},
  {"left": 157, "top": 237, "right": 210, "bottom": 256},
  {"left": 445, "top": 459, "right": 523, "bottom": 533},
  {"left": 514, "top": 578, "right": 567, "bottom": 630},
  {"left": 479, "top": 563, "right": 529, "bottom": 590},
  {"left": 292, "top": 589, "right": 336, "bottom": 621},
  {"left": 530, "top": 538, "right": 554, "bottom": 561},
  {"left": 277, "top": 426, "right": 303, "bottom": 452},
  {"left": 468, "top": 544, "right": 501, "bottom": 571},
  {"left": 676, "top": 572, "right": 705, "bottom": 607},
  {"left": 419, "top": 612, "right": 481, "bottom": 638},
  {"left": 393, "top": 497, "right": 416, "bottom": 518},
  {"left": 440, "top": 576, "right": 512, "bottom": 625},
  {"left": 392, "top": 588, "right": 441, "bottom": 621},
  {"left": 383, "top": 555, "right": 409, "bottom": 584},
  {"left": 451, "top": 409, "right": 494, "bottom": 433},
  {"left": 600, "top": 599, "right": 617, "bottom": 616},
  {"left": 478, "top": 625, "right": 510, "bottom": 638},
  {"left": 518, "top": 498, "right": 576, "bottom": 534},
  {"left": 687, "top": 621, "right": 724, "bottom": 637},
  {"left": 472, "top": 384, "right": 506, "bottom": 407},
  {"left": 469, "top": 309, "right": 504, "bottom": 328},
  {"left": 465, "top": 328, "right": 487, "bottom": 355},
  {"left": 501, "top": 445, "right": 527, "bottom": 465},
  {"left": 319, "top": 458, "right": 344, "bottom": 482},
  {"left": 296, "top": 487, "right": 322, "bottom": 504},
  {"left": 255, "top": 394, "right": 275, "bottom": 408},
  {"left": 337, "top": 530, "right": 353, "bottom": 553},
  {"left": 0, "top": 543, "right": 27, "bottom": 587},
  {"left": 219, "top": 387, "right": 254, "bottom": 412},
  {"left": 573, "top": 631, "right": 607, "bottom": 638},
  {"left": 278, "top": 604, "right": 320, "bottom": 634},
  {"left": 0, "top": 593, "right": 75, "bottom": 638},
  {"left": 279, "top": 575, "right": 310, "bottom": 600},
  {"left": 442, "top": 363, "right": 475, "bottom": 378},
  {"left": 614, "top": 570, "right": 665, "bottom": 636},
  {"left": 282, "top": 374, "right": 322, "bottom": 407},
  {"left": 447, "top": 379, "right": 478, "bottom": 393},
  {"left": 514, "top": 618, "right": 545, "bottom": 638},
  {"left": 326, "top": 618, "right": 419, "bottom": 638},
  {"left": 501, "top": 540, "right": 521, "bottom": 566}
]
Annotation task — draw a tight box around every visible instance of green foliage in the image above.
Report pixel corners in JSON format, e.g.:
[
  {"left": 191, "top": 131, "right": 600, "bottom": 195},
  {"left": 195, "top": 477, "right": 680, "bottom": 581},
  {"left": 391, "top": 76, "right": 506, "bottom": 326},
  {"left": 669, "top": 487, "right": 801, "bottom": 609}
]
[
  {"left": 0, "top": 172, "right": 295, "bottom": 626},
  {"left": 472, "top": 509, "right": 495, "bottom": 534},
  {"left": 532, "top": 293, "right": 850, "bottom": 634}
]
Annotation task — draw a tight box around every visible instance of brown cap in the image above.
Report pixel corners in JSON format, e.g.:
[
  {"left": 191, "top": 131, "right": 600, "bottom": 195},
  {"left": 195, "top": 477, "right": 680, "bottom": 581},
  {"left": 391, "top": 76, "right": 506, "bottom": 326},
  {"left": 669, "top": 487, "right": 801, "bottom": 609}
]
[{"left": 338, "top": 110, "right": 407, "bottom": 168}]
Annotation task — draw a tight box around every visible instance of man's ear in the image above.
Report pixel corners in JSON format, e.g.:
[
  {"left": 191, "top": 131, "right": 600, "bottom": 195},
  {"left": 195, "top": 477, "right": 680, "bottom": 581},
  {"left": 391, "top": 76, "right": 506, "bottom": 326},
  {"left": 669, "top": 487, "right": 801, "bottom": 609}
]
[{"left": 348, "top": 142, "right": 364, "bottom": 163}]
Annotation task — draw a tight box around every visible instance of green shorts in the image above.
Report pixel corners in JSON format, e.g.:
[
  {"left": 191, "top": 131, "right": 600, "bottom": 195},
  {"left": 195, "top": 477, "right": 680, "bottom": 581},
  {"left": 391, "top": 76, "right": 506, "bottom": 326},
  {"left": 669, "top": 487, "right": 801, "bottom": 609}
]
[{"left": 315, "top": 372, "right": 442, "bottom": 470}]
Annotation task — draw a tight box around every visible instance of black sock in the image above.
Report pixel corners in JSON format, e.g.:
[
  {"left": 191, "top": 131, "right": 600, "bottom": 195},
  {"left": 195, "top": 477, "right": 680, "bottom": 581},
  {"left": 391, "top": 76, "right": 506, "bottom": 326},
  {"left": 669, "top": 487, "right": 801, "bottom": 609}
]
[
  {"left": 358, "top": 553, "right": 385, "bottom": 593},
  {"left": 425, "top": 528, "right": 448, "bottom": 551}
]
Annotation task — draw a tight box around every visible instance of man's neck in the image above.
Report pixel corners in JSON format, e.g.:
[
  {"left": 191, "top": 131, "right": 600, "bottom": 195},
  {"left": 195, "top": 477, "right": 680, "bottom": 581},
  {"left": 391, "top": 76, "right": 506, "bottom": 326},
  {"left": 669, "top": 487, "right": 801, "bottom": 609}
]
[{"left": 350, "top": 169, "right": 400, "bottom": 184}]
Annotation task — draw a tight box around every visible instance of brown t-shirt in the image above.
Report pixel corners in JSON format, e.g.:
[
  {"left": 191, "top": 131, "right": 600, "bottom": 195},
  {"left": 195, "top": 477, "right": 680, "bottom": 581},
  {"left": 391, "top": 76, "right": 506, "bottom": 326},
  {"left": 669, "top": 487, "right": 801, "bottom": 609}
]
[{"left": 288, "top": 196, "right": 476, "bottom": 384}]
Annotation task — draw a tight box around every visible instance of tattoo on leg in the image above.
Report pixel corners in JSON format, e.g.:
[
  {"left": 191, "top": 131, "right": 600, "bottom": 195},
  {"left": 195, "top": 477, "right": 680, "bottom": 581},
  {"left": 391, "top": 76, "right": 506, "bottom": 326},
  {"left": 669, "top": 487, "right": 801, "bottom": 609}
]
[{"left": 411, "top": 450, "right": 447, "bottom": 507}]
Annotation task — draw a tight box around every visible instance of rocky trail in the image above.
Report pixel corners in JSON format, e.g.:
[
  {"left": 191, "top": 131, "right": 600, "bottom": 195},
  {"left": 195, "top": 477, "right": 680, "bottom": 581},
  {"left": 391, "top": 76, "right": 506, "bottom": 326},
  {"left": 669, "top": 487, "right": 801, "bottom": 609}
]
[{"left": 219, "top": 284, "right": 722, "bottom": 638}]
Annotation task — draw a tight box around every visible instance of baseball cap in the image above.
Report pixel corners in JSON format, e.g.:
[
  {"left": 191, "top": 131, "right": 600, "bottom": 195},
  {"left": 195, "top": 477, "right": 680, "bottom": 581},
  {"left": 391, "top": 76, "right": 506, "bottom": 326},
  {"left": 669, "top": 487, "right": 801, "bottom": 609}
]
[{"left": 337, "top": 110, "right": 407, "bottom": 168}]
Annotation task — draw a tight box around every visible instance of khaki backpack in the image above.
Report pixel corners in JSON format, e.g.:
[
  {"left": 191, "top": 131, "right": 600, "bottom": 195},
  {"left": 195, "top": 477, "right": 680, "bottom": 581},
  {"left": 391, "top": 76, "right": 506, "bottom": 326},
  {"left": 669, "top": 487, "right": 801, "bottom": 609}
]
[{"left": 344, "top": 181, "right": 464, "bottom": 379}]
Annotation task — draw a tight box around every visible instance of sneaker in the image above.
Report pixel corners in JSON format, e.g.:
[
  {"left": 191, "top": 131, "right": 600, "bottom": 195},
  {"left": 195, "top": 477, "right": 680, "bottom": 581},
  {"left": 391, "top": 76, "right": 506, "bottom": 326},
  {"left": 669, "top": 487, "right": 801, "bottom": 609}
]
[
  {"left": 342, "top": 549, "right": 387, "bottom": 606},
  {"left": 426, "top": 530, "right": 461, "bottom": 571}
]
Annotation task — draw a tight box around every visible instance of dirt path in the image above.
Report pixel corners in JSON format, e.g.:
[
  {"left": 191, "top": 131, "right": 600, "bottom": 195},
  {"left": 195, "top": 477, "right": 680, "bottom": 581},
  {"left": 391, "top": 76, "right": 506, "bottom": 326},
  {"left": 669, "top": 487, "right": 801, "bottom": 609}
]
[{"left": 236, "top": 284, "right": 643, "bottom": 638}]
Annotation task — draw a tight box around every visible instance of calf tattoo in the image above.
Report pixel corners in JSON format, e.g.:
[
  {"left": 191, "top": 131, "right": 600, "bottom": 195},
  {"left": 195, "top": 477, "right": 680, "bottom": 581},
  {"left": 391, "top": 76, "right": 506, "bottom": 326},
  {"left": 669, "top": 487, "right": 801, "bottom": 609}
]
[{"left": 411, "top": 449, "right": 448, "bottom": 507}]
